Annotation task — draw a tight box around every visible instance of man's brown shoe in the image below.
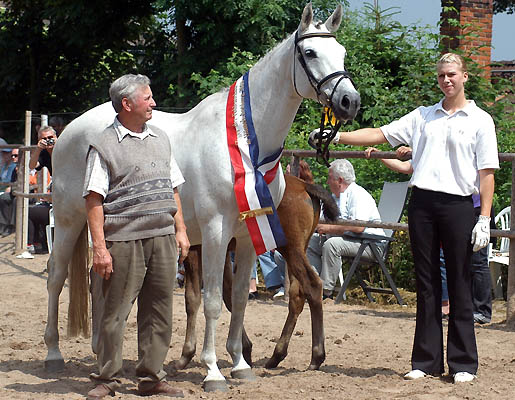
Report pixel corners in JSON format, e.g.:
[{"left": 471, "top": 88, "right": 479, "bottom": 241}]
[
  {"left": 138, "top": 381, "right": 184, "bottom": 397},
  {"left": 87, "top": 384, "right": 114, "bottom": 399}
]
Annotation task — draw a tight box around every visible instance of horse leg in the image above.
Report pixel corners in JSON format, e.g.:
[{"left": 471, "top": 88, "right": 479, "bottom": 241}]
[
  {"left": 44, "top": 219, "right": 86, "bottom": 372},
  {"left": 226, "top": 238, "right": 255, "bottom": 381},
  {"left": 221, "top": 239, "right": 253, "bottom": 366},
  {"left": 265, "top": 268, "right": 306, "bottom": 369},
  {"left": 199, "top": 226, "right": 231, "bottom": 392},
  {"left": 173, "top": 245, "right": 202, "bottom": 370}
]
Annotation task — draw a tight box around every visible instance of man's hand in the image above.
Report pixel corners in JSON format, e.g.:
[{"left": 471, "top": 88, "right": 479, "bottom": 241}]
[
  {"left": 176, "top": 230, "right": 190, "bottom": 264},
  {"left": 471, "top": 215, "right": 490, "bottom": 252},
  {"left": 92, "top": 246, "right": 113, "bottom": 280},
  {"left": 308, "top": 128, "right": 340, "bottom": 149}
]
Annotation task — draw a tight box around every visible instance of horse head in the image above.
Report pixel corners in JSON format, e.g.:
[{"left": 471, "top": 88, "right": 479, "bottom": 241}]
[{"left": 294, "top": 3, "right": 360, "bottom": 122}]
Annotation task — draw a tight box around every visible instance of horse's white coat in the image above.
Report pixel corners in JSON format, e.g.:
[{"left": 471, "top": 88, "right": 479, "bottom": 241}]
[{"left": 44, "top": 3, "right": 359, "bottom": 389}]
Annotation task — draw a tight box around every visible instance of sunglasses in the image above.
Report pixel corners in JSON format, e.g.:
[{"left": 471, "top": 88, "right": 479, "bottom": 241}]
[{"left": 11, "top": 154, "right": 18, "bottom": 158}]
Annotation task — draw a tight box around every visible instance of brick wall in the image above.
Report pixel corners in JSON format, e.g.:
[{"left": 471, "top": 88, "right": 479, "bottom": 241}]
[{"left": 440, "top": 0, "right": 493, "bottom": 78}]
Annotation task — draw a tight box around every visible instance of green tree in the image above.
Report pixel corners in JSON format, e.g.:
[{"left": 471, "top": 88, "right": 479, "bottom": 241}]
[{"left": 0, "top": 0, "right": 155, "bottom": 134}]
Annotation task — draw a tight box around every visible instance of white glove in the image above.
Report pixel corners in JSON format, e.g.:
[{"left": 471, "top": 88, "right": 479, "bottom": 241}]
[
  {"left": 471, "top": 215, "right": 490, "bottom": 252},
  {"left": 308, "top": 128, "right": 341, "bottom": 147}
]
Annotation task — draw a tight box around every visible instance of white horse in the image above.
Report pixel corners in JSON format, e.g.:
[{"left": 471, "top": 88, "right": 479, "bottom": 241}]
[{"left": 44, "top": 3, "right": 360, "bottom": 392}]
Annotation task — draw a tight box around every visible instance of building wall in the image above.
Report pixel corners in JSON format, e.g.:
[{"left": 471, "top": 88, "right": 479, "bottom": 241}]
[{"left": 440, "top": 0, "right": 493, "bottom": 78}]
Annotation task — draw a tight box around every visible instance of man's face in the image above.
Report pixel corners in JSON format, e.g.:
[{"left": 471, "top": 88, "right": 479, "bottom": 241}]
[
  {"left": 10, "top": 149, "right": 18, "bottom": 164},
  {"left": 437, "top": 62, "right": 468, "bottom": 99},
  {"left": 39, "top": 129, "right": 57, "bottom": 144},
  {"left": 327, "top": 169, "right": 340, "bottom": 196},
  {"left": 127, "top": 85, "right": 156, "bottom": 123}
]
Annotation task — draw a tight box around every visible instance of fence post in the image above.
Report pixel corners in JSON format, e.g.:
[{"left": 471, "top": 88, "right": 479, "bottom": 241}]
[
  {"left": 506, "top": 160, "right": 515, "bottom": 328},
  {"left": 15, "top": 111, "right": 31, "bottom": 253}
]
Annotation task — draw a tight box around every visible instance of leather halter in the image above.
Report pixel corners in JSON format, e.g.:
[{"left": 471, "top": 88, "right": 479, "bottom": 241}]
[
  {"left": 293, "top": 31, "right": 355, "bottom": 109},
  {"left": 294, "top": 31, "right": 355, "bottom": 167}
]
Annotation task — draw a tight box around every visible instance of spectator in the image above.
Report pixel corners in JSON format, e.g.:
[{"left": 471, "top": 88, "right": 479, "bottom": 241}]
[
  {"left": 318, "top": 53, "right": 498, "bottom": 383},
  {"left": 0, "top": 138, "right": 16, "bottom": 188},
  {"left": 306, "top": 159, "right": 384, "bottom": 300},
  {"left": 0, "top": 148, "right": 18, "bottom": 236},
  {"left": 29, "top": 126, "right": 56, "bottom": 175}
]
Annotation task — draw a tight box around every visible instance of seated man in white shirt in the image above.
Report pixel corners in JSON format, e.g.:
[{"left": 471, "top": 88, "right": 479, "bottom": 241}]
[{"left": 306, "top": 159, "right": 384, "bottom": 299}]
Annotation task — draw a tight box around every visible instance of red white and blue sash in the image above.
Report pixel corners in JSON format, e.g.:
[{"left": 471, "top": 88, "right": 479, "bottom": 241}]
[{"left": 226, "top": 72, "right": 287, "bottom": 255}]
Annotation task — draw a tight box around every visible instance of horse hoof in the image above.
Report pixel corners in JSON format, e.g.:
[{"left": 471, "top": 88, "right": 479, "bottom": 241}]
[
  {"left": 202, "top": 380, "right": 228, "bottom": 392},
  {"left": 44, "top": 358, "right": 65, "bottom": 372},
  {"left": 308, "top": 363, "right": 321, "bottom": 370},
  {"left": 231, "top": 368, "right": 256, "bottom": 381},
  {"left": 265, "top": 358, "right": 280, "bottom": 369},
  {"left": 170, "top": 357, "right": 190, "bottom": 371}
]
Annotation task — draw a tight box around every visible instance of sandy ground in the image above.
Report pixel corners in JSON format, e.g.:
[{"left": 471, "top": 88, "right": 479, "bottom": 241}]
[{"left": 1, "top": 233, "right": 515, "bottom": 400}]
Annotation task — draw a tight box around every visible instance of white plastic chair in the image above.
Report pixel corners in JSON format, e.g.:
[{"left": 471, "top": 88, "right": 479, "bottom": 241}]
[
  {"left": 46, "top": 206, "right": 54, "bottom": 253},
  {"left": 488, "top": 206, "right": 511, "bottom": 299}
]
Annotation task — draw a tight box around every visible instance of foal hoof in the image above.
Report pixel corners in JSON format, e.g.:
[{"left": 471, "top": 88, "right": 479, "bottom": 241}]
[
  {"left": 44, "top": 358, "right": 65, "bottom": 372},
  {"left": 230, "top": 368, "right": 256, "bottom": 381},
  {"left": 202, "top": 380, "right": 228, "bottom": 392}
]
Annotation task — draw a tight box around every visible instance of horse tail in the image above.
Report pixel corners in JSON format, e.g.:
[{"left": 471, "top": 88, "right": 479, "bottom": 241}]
[
  {"left": 67, "top": 224, "right": 90, "bottom": 338},
  {"left": 305, "top": 183, "right": 340, "bottom": 222}
]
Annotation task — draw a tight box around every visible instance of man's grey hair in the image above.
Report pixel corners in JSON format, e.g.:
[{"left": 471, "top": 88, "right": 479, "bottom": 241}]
[
  {"left": 38, "top": 125, "right": 56, "bottom": 138},
  {"left": 109, "top": 74, "right": 151, "bottom": 113},
  {"left": 329, "top": 159, "right": 356, "bottom": 184}
]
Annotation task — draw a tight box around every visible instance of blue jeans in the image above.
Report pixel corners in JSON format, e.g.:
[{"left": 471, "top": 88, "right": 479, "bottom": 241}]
[
  {"left": 471, "top": 239, "right": 492, "bottom": 321},
  {"left": 257, "top": 251, "right": 284, "bottom": 289}
]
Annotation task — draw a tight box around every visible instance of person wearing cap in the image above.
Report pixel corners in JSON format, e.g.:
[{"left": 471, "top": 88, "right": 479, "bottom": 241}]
[
  {"left": 310, "top": 53, "right": 498, "bottom": 383},
  {"left": 0, "top": 138, "right": 16, "bottom": 186},
  {"left": 0, "top": 148, "right": 18, "bottom": 236}
]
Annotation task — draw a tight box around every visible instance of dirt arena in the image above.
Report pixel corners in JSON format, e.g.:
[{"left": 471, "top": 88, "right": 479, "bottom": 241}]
[{"left": 1, "top": 234, "right": 514, "bottom": 399}]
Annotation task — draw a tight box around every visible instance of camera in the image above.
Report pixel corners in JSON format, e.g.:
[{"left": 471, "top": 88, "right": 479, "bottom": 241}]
[{"left": 45, "top": 138, "right": 55, "bottom": 146}]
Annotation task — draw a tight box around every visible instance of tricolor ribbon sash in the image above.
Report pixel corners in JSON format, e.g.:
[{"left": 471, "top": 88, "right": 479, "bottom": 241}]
[{"left": 226, "top": 72, "right": 287, "bottom": 255}]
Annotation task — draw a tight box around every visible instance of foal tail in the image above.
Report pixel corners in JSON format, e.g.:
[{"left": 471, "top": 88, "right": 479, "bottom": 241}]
[
  {"left": 68, "top": 224, "right": 90, "bottom": 338},
  {"left": 305, "top": 183, "right": 340, "bottom": 222}
]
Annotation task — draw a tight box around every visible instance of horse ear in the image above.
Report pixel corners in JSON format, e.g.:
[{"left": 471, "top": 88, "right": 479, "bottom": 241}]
[
  {"left": 299, "top": 2, "right": 313, "bottom": 33},
  {"left": 324, "top": 4, "right": 343, "bottom": 33}
]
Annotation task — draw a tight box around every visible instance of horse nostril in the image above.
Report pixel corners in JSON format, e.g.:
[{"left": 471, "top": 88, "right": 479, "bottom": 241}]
[{"left": 341, "top": 95, "right": 350, "bottom": 110}]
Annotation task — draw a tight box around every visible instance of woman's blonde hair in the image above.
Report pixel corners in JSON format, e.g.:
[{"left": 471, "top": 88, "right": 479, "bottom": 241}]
[{"left": 437, "top": 53, "right": 467, "bottom": 72}]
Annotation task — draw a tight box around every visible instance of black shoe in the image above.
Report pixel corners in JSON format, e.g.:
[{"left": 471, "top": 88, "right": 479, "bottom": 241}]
[
  {"left": 322, "top": 293, "right": 333, "bottom": 300},
  {"left": 248, "top": 292, "right": 258, "bottom": 300}
]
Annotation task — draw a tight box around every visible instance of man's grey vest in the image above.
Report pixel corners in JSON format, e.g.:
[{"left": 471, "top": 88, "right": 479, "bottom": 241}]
[{"left": 91, "top": 125, "right": 177, "bottom": 241}]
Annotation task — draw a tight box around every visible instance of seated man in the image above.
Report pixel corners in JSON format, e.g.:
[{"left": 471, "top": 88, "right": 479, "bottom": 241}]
[{"left": 306, "top": 159, "right": 384, "bottom": 299}]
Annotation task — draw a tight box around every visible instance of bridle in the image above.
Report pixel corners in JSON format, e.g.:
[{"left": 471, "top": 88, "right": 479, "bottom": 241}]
[{"left": 293, "top": 31, "right": 355, "bottom": 166}]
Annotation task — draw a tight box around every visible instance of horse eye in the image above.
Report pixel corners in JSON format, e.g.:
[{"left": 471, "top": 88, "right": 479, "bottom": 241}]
[{"left": 304, "top": 49, "right": 316, "bottom": 58}]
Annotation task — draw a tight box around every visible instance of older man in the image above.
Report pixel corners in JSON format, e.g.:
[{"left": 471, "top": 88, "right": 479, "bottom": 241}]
[
  {"left": 84, "top": 74, "right": 189, "bottom": 399},
  {"left": 307, "top": 159, "right": 384, "bottom": 299}
]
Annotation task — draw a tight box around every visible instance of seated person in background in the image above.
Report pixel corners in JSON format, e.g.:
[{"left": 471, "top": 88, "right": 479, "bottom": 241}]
[
  {"left": 307, "top": 159, "right": 384, "bottom": 299},
  {"left": 0, "top": 148, "right": 18, "bottom": 236},
  {"left": 0, "top": 138, "right": 16, "bottom": 190}
]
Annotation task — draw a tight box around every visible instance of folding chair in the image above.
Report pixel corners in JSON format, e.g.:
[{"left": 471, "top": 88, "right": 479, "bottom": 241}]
[
  {"left": 334, "top": 181, "right": 410, "bottom": 305},
  {"left": 488, "top": 206, "right": 510, "bottom": 299}
]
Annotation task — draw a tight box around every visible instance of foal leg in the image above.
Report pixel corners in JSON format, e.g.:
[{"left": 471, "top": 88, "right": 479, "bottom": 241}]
[
  {"left": 173, "top": 245, "right": 202, "bottom": 370},
  {"left": 265, "top": 271, "right": 305, "bottom": 369}
]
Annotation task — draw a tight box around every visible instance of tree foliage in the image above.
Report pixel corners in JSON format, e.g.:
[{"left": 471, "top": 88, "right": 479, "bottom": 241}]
[{"left": 494, "top": 0, "right": 515, "bottom": 14}]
